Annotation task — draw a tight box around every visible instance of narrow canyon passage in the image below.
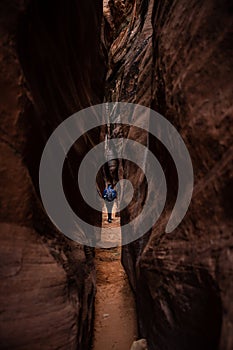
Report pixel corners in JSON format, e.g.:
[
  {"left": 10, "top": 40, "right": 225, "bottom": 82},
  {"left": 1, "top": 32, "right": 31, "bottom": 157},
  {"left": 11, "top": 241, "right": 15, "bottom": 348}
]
[
  {"left": 93, "top": 209, "right": 137, "bottom": 350},
  {"left": 0, "top": 1, "right": 232, "bottom": 349}
]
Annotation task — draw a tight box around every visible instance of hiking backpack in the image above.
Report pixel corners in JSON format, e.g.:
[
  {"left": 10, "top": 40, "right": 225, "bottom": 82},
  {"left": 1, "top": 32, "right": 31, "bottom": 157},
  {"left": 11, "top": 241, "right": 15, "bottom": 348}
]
[{"left": 104, "top": 187, "right": 116, "bottom": 202}]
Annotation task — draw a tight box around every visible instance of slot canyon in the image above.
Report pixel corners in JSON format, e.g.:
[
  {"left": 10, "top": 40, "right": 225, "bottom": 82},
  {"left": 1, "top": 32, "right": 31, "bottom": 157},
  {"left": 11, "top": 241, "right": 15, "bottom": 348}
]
[{"left": 0, "top": 0, "right": 232, "bottom": 349}]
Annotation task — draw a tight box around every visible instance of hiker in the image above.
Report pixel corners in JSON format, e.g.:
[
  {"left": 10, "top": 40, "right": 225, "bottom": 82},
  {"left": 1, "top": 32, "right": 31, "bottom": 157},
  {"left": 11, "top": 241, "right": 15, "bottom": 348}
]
[{"left": 103, "top": 184, "right": 117, "bottom": 223}]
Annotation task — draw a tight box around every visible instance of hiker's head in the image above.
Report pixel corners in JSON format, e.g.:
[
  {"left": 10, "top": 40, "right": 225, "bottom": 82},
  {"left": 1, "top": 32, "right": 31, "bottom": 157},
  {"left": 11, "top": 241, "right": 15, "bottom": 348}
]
[{"left": 108, "top": 183, "right": 112, "bottom": 188}]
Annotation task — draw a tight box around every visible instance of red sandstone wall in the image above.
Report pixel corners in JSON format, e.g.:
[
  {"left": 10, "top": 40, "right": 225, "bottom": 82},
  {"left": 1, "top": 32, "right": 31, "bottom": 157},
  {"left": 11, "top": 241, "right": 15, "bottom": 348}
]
[
  {"left": 0, "top": 1, "right": 106, "bottom": 349},
  {"left": 103, "top": 1, "right": 233, "bottom": 349}
]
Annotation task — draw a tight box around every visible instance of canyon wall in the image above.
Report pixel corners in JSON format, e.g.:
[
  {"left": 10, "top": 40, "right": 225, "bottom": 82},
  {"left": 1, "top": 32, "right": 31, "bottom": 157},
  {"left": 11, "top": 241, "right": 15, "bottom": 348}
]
[
  {"left": 0, "top": 0, "right": 232, "bottom": 349},
  {"left": 103, "top": 0, "right": 233, "bottom": 349},
  {"left": 0, "top": 0, "right": 106, "bottom": 349}
]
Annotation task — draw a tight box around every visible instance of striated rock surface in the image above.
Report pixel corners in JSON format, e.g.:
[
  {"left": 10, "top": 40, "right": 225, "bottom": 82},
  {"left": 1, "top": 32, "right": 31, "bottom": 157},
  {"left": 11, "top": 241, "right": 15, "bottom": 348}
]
[
  {"left": 0, "top": 223, "right": 96, "bottom": 349},
  {"left": 103, "top": 0, "right": 233, "bottom": 349},
  {"left": 0, "top": 0, "right": 106, "bottom": 349},
  {"left": 1, "top": 0, "right": 232, "bottom": 349}
]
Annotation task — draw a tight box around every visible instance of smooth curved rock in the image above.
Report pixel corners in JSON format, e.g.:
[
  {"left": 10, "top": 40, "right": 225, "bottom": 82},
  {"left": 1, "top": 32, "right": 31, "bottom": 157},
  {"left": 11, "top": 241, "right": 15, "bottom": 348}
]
[
  {"left": 0, "top": 0, "right": 106, "bottom": 348},
  {"left": 103, "top": 1, "right": 233, "bottom": 349}
]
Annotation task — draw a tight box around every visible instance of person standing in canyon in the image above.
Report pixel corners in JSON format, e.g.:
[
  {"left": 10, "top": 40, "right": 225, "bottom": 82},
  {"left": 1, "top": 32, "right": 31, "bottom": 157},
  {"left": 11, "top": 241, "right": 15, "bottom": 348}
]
[{"left": 103, "top": 184, "right": 117, "bottom": 223}]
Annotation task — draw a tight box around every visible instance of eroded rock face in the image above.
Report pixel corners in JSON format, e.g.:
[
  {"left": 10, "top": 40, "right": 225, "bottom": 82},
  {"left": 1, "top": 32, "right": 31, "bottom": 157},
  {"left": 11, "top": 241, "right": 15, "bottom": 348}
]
[
  {"left": 103, "top": 1, "right": 233, "bottom": 349},
  {"left": 0, "top": 0, "right": 105, "bottom": 349},
  {"left": 0, "top": 223, "right": 96, "bottom": 349}
]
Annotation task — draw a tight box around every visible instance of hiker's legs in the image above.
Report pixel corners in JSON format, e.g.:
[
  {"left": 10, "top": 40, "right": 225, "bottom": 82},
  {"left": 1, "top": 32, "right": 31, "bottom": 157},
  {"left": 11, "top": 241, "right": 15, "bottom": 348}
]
[
  {"left": 106, "top": 202, "right": 113, "bottom": 222},
  {"left": 108, "top": 212, "right": 112, "bottom": 222}
]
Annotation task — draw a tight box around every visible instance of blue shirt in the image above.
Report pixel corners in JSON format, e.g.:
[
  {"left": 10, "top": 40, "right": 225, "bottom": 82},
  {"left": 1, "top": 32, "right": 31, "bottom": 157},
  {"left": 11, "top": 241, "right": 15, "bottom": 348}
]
[{"left": 103, "top": 186, "right": 117, "bottom": 202}]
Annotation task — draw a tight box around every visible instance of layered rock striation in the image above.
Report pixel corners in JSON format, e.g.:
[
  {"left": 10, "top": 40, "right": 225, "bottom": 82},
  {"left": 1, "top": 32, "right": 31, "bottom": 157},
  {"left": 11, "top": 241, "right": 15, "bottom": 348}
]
[
  {"left": 103, "top": 1, "right": 233, "bottom": 349},
  {"left": 0, "top": 1, "right": 106, "bottom": 349}
]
